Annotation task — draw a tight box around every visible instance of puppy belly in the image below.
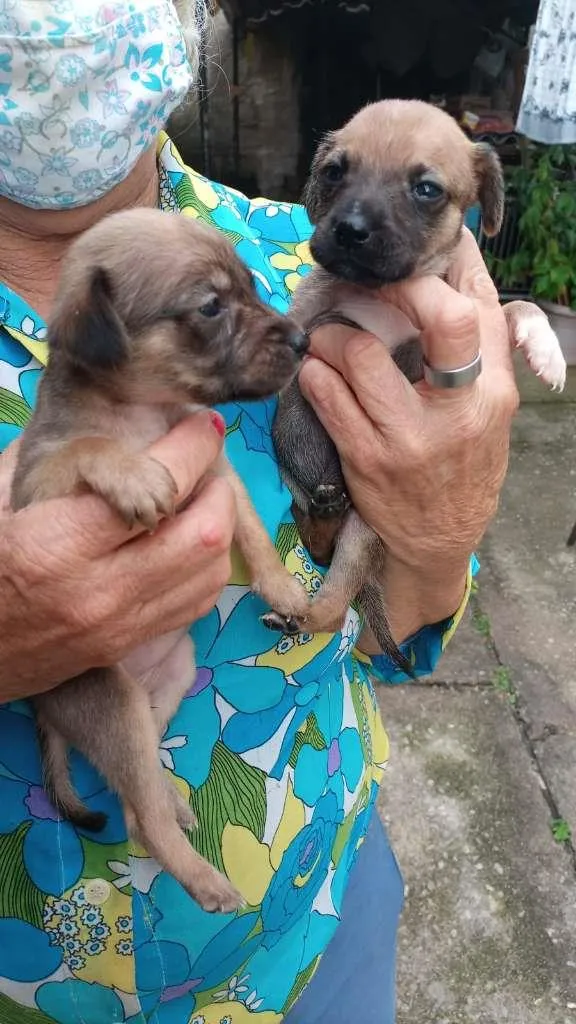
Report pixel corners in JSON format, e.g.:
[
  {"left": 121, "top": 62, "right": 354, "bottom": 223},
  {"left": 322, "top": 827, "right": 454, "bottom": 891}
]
[{"left": 121, "top": 627, "right": 195, "bottom": 724}]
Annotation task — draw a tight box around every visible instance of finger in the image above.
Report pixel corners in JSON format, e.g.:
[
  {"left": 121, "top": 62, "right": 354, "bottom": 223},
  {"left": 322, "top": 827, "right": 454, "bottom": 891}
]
[
  {"left": 305, "top": 323, "right": 418, "bottom": 427},
  {"left": 132, "top": 552, "right": 232, "bottom": 642},
  {"left": 111, "top": 476, "right": 236, "bottom": 595},
  {"left": 106, "top": 550, "right": 232, "bottom": 661},
  {"left": 383, "top": 274, "right": 480, "bottom": 379},
  {"left": 446, "top": 228, "right": 513, "bottom": 373},
  {"left": 30, "top": 410, "right": 227, "bottom": 559},
  {"left": 299, "top": 356, "right": 384, "bottom": 463}
]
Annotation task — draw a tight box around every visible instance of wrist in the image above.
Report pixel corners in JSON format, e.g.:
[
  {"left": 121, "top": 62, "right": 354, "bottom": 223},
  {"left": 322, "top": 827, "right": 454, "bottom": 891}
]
[
  {"left": 387, "top": 552, "right": 469, "bottom": 640},
  {"left": 360, "top": 551, "right": 470, "bottom": 653}
]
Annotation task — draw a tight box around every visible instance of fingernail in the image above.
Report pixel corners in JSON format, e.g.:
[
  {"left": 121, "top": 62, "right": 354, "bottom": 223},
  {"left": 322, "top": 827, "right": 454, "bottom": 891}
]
[{"left": 210, "top": 411, "right": 226, "bottom": 438}]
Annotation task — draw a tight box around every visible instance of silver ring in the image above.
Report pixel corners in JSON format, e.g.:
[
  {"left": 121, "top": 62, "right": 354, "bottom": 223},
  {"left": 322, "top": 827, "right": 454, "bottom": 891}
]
[{"left": 423, "top": 351, "right": 482, "bottom": 389}]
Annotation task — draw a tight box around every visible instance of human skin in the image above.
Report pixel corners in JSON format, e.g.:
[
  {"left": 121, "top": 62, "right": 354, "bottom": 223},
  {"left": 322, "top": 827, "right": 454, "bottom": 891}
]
[{"left": 0, "top": 148, "right": 517, "bottom": 694}]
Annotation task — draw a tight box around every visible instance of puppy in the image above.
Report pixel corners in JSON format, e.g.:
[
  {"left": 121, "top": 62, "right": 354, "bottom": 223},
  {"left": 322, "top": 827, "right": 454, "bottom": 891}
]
[
  {"left": 11, "top": 207, "right": 311, "bottom": 913},
  {"left": 264, "top": 99, "right": 566, "bottom": 660}
]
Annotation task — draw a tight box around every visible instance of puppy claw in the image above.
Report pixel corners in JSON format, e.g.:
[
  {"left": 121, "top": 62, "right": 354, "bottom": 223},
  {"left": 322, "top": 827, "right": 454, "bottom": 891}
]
[
  {"left": 194, "top": 868, "right": 245, "bottom": 914},
  {"left": 310, "top": 484, "right": 349, "bottom": 519},
  {"left": 261, "top": 611, "right": 305, "bottom": 635},
  {"left": 102, "top": 457, "right": 177, "bottom": 532},
  {"left": 515, "top": 315, "right": 567, "bottom": 392},
  {"left": 173, "top": 794, "right": 198, "bottom": 832}
]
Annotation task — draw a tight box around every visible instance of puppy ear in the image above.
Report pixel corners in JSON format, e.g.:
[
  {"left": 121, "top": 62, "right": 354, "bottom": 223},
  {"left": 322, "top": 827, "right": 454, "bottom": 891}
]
[
  {"left": 473, "top": 143, "right": 505, "bottom": 237},
  {"left": 303, "top": 133, "right": 336, "bottom": 223},
  {"left": 51, "top": 267, "right": 129, "bottom": 371}
]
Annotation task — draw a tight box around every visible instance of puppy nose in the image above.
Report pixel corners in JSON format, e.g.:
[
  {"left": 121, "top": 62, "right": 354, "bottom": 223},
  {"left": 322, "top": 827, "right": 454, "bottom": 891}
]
[
  {"left": 288, "top": 328, "right": 309, "bottom": 355},
  {"left": 334, "top": 212, "right": 370, "bottom": 249}
]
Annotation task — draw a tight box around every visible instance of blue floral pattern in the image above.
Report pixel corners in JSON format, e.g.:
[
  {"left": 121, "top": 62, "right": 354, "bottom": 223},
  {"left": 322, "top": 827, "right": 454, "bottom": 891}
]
[
  {"left": 0, "top": 1, "right": 192, "bottom": 208},
  {"left": 0, "top": 133, "right": 471, "bottom": 1023}
]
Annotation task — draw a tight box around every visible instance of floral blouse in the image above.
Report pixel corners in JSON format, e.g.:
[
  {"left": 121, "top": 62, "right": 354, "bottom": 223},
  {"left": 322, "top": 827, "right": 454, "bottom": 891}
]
[{"left": 0, "top": 134, "right": 473, "bottom": 1024}]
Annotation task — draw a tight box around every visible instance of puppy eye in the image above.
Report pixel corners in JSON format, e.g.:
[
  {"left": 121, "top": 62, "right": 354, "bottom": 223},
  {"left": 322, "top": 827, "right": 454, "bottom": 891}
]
[
  {"left": 412, "top": 180, "right": 444, "bottom": 201},
  {"left": 198, "top": 296, "right": 223, "bottom": 318},
  {"left": 322, "top": 161, "right": 345, "bottom": 185}
]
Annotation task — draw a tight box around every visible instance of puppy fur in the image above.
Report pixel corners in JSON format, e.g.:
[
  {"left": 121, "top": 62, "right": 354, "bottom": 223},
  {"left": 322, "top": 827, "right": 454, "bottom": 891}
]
[
  {"left": 266, "top": 100, "right": 566, "bottom": 656},
  {"left": 11, "top": 207, "right": 312, "bottom": 913}
]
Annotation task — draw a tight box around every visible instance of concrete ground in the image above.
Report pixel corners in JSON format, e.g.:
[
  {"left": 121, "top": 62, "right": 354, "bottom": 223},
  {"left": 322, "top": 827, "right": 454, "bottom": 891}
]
[{"left": 376, "top": 360, "right": 576, "bottom": 1024}]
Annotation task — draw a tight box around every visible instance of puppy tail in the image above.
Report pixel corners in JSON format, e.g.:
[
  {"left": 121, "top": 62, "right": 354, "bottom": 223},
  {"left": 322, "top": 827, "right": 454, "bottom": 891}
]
[
  {"left": 358, "top": 580, "right": 415, "bottom": 678},
  {"left": 37, "top": 720, "right": 108, "bottom": 833}
]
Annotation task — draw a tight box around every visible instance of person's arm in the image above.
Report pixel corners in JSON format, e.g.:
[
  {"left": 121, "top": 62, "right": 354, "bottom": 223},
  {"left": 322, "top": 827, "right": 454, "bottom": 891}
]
[
  {"left": 299, "top": 230, "right": 518, "bottom": 679},
  {"left": 0, "top": 411, "right": 234, "bottom": 700},
  {"left": 179, "top": 174, "right": 507, "bottom": 681}
]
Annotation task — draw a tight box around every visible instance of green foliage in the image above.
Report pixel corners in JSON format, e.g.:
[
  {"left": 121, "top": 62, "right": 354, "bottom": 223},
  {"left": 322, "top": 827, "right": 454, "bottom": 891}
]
[
  {"left": 493, "top": 145, "right": 576, "bottom": 309},
  {"left": 551, "top": 817, "right": 572, "bottom": 844},
  {"left": 491, "top": 666, "right": 517, "bottom": 706}
]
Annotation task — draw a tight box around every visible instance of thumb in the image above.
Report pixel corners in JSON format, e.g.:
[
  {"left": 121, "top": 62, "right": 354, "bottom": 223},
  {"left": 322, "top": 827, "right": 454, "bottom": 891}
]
[{"left": 22, "top": 410, "right": 227, "bottom": 558}]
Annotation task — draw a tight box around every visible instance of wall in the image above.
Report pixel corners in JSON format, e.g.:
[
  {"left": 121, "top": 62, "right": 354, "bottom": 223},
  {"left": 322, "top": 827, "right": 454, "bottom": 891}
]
[{"left": 168, "top": 12, "right": 301, "bottom": 199}]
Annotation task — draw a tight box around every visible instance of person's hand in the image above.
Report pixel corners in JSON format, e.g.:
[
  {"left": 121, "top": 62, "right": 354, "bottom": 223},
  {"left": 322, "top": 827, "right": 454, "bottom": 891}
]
[
  {"left": 0, "top": 411, "right": 235, "bottom": 699},
  {"left": 298, "top": 230, "right": 519, "bottom": 643}
]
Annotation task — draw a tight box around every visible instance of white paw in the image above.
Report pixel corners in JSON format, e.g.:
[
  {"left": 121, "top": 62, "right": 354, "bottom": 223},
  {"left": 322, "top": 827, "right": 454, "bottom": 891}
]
[{"left": 515, "top": 315, "right": 567, "bottom": 392}]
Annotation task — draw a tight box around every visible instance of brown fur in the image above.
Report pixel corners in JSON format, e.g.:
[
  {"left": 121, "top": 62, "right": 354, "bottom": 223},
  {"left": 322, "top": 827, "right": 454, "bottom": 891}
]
[
  {"left": 266, "top": 99, "right": 564, "bottom": 656},
  {"left": 11, "top": 206, "right": 312, "bottom": 913}
]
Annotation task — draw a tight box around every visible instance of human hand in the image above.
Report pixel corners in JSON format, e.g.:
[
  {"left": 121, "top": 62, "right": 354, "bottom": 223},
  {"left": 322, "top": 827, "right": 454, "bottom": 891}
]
[
  {"left": 298, "top": 230, "right": 519, "bottom": 640},
  {"left": 0, "top": 411, "right": 235, "bottom": 699}
]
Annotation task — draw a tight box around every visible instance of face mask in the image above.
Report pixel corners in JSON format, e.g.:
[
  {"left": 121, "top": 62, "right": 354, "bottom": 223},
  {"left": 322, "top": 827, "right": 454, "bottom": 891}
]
[{"left": 0, "top": 0, "right": 194, "bottom": 209}]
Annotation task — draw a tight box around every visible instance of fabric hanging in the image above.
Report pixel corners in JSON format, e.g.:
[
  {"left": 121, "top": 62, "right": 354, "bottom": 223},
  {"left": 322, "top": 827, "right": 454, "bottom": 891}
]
[{"left": 517, "top": 0, "right": 576, "bottom": 144}]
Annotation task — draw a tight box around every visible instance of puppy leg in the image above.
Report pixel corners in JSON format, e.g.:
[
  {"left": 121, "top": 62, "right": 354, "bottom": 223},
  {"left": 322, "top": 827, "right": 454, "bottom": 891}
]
[
  {"left": 262, "top": 510, "right": 376, "bottom": 634},
  {"left": 273, "top": 376, "right": 349, "bottom": 521},
  {"left": 219, "top": 459, "right": 312, "bottom": 625},
  {"left": 36, "top": 667, "right": 243, "bottom": 913},
  {"left": 36, "top": 718, "right": 107, "bottom": 832},
  {"left": 504, "top": 300, "right": 566, "bottom": 391},
  {"left": 21, "top": 437, "right": 177, "bottom": 530}
]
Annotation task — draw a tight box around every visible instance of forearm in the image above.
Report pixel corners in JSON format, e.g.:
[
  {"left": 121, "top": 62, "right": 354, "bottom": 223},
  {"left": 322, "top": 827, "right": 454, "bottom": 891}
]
[{"left": 358, "top": 552, "right": 469, "bottom": 654}]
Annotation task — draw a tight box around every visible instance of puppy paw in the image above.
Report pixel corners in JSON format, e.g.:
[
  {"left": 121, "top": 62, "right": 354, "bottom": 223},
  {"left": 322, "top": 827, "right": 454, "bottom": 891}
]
[
  {"left": 173, "top": 792, "right": 198, "bottom": 832},
  {"left": 310, "top": 483, "right": 349, "bottom": 518},
  {"left": 87, "top": 455, "right": 178, "bottom": 531},
  {"left": 252, "top": 571, "right": 311, "bottom": 621},
  {"left": 515, "top": 315, "right": 567, "bottom": 391},
  {"left": 261, "top": 610, "right": 306, "bottom": 635},
  {"left": 194, "top": 867, "right": 245, "bottom": 915}
]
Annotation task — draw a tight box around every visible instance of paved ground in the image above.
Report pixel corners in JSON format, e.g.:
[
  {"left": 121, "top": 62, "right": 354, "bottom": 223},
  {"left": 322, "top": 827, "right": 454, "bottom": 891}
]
[{"left": 376, "top": 362, "right": 576, "bottom": 1024}]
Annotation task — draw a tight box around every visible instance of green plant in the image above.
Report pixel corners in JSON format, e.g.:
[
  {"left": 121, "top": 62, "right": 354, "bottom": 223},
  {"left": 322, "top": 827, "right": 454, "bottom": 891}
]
[
  {"left": 493, "top": 144, "right": 576, "bottom": 309},
  {"left": 491, "top": 666, "right": 517, "bottom": 706},
  {"left": 551, "top": 817, "right": 572, "bottom": 844},
  {"left": 472, "top": 608, "right": 491, "bottom": 637}
]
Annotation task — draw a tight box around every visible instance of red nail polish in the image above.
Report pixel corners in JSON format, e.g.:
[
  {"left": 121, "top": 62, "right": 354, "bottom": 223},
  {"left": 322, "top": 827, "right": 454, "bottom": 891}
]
[{"left": 210, "top": 411, "right": 226, "bottom": 438}]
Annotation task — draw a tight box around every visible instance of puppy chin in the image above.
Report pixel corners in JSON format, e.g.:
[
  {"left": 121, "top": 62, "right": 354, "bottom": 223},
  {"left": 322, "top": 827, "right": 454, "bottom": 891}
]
[
  {"left": 311, "top": 240, "right": 415, "bottom": 288},
  {"left": 219, "top": 355, "right": 302, "bottom": 403}
]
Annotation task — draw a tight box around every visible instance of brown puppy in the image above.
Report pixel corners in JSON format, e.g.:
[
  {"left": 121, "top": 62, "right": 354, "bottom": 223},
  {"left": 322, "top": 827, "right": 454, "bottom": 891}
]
[
  {"left": 265, "top": 100, "right": 566, "bottom": 658},
  {"left": 11, "top": 206, "right": 311, "bottom": 913}
]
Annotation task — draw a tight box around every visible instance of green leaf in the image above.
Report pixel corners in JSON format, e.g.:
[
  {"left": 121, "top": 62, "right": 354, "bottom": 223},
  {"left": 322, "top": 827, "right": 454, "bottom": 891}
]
[
  {"left": 0, "top": 387, "right": 31, "bottom": 428},
  {"left": 288, "top": 712, "right": 327, "bottom": 769},
  {"left": 283, "top": 956, "right": 320, "bottom": 1014},
  {"left": 226, "top": 413, "right": 241, "bottom": 437},
  {"left": 81, "top": 836, "right": 130, "bottom": 884},
  {"left": 348, "top": 673, "right": 372, "bottom": 764},
  {"left": 275, "top": 522, "right": 300, "bottom": 562},
  {"left": 174, "top": 178, "right": 243, "bottom": 246},
  {"left": 189, "top": 741, "right": 267, "bottom": 873},
  {"left": 0, "top": 823, "right": 45, "bottom": 928},
  {"left": 0, "top": 992, "right": 57, "bottom": 1024},
  {"left": 551, "top": 817, "right": 572, "bottom": 844},
  {"left": 331, "top": 780, "right": 370, "bottom": 868}
]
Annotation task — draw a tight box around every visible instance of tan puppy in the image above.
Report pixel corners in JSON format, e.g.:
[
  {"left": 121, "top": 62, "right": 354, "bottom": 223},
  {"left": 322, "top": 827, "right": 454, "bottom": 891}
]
[
  {"left": 265, "top": 100, "right": 566, "bottom": 660},
  {"left": 11, "top": 207, "right": 311, "bottom": 913}
]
